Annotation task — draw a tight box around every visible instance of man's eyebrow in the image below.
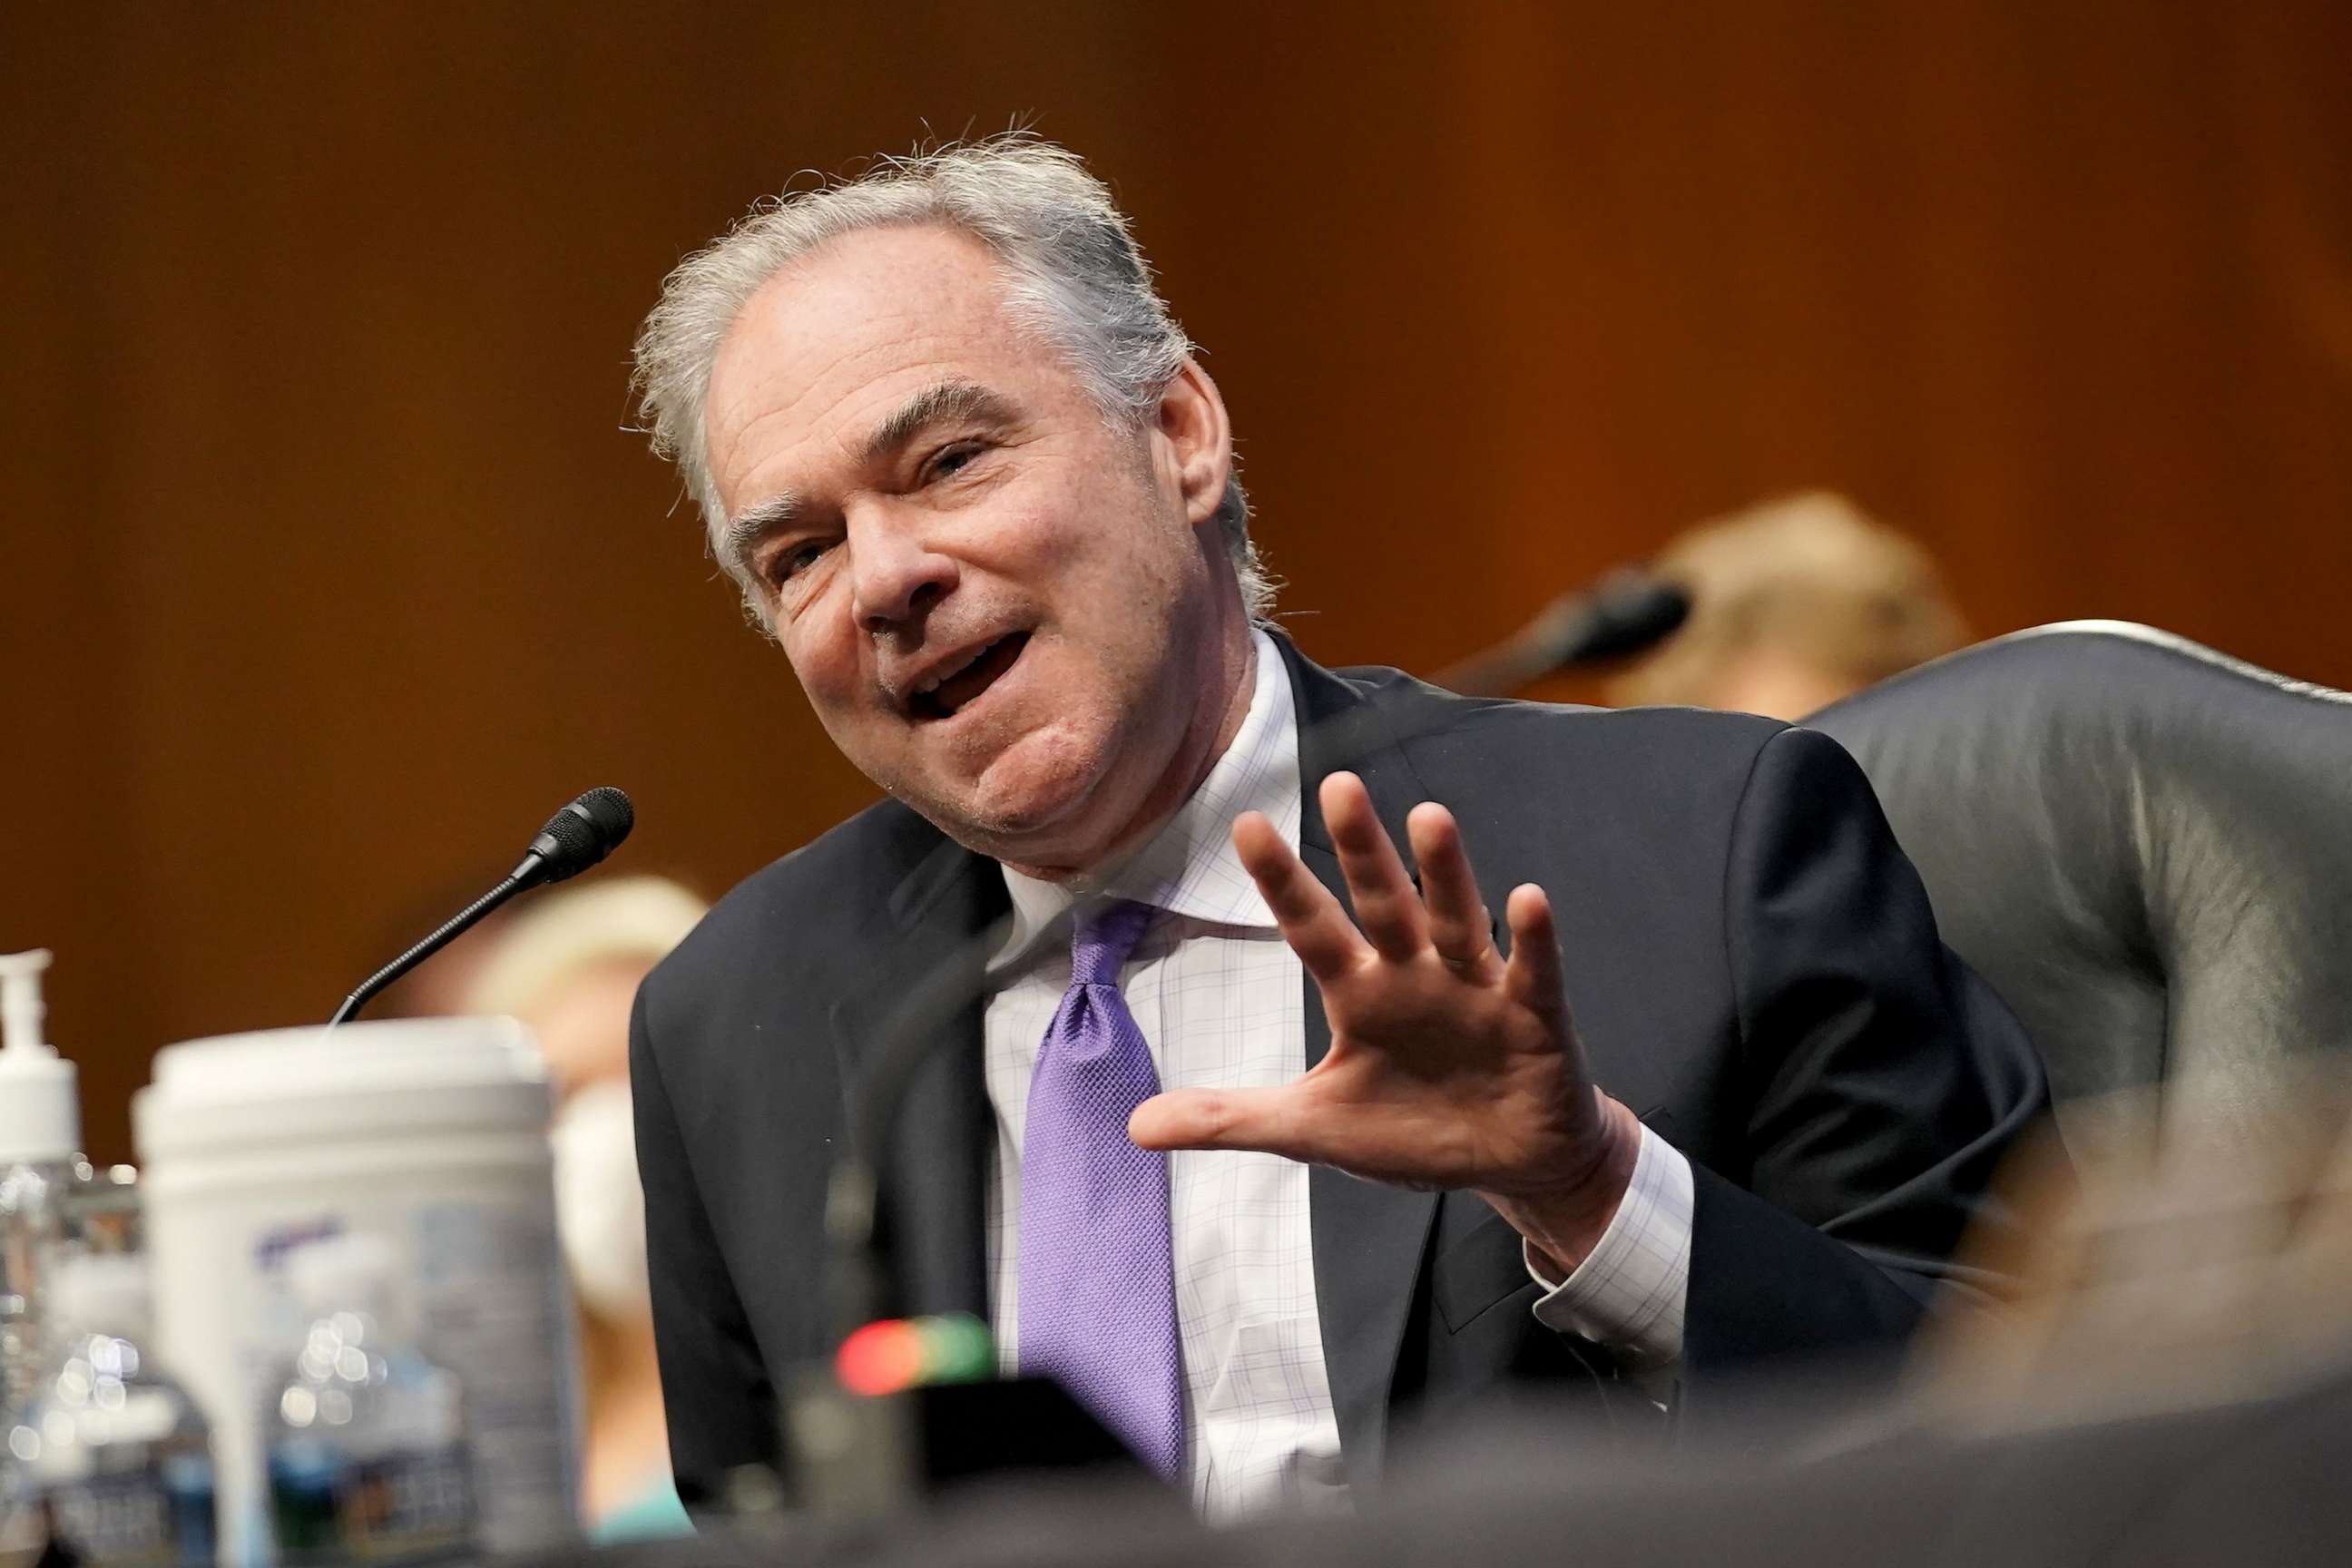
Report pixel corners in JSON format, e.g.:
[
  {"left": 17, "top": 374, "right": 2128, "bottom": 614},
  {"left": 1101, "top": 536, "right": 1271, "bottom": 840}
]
[
  {"left": 858, "top": 379, "right": 1017, "bottom": 467},
  {"left": 718, "top": 491, "right": 802, "bottom": 581},
  {"left": 715, "top": 381, "right": 1013, "bottom": 580}
]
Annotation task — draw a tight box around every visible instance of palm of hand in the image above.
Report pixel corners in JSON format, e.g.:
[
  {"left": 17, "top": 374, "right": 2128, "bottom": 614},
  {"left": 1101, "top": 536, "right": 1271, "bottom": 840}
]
[
  {"left": 1297, "top": 932, "right": 1602, "bottom": 1193},
  {"left": 1129, "top": 770, "right": 1619, "bottom": 1205}
]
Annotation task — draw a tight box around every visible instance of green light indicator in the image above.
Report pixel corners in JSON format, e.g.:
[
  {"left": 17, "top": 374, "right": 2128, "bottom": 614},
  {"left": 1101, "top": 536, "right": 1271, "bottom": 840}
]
[{"left": 916, "top": 1313, "right": 995, "bottom": 1384}]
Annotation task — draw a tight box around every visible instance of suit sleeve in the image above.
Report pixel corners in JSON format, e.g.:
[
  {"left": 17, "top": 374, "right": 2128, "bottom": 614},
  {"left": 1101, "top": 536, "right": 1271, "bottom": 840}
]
[
  {"left": 630, "top": 979, "right": 778, "bottom": 1507},
  {"left": 1681, "top": 724, "right": 2053, "bottom": 1379}
]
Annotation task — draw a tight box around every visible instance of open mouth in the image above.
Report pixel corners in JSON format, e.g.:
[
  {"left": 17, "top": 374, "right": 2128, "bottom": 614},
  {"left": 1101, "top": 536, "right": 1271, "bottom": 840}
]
[{"left": 909, "top": 632, "right": 1030, "bottom": 721}]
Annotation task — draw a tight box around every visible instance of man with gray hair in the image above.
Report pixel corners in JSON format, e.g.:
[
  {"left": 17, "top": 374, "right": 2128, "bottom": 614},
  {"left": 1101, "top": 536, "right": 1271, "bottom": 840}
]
[{"left": 628, "top": 134, "right": 2048, "bottom": 1519}]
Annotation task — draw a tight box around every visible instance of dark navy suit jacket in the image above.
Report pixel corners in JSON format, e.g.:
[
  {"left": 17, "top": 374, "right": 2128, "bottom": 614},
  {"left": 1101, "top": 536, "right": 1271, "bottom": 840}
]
[{"left": 630, "top": 637, "right": 2051, "bottom": 1501}]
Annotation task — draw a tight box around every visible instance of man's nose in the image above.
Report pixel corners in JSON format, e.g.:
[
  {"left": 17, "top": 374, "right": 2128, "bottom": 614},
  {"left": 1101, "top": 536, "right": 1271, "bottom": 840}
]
[{"left": 847, "top": 506, "right": 958, "bottom": 633}]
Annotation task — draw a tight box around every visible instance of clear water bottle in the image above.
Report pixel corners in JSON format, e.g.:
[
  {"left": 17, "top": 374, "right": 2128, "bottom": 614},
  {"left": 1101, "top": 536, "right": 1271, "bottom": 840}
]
[
  {"left": 3, "top": 1253, "right": 217, "bottom": 1566},
  {"left": 263, "top": 1236, "right": 474, "bottom": 1566},
  {"left": 0, "top": 1158, "right": 72, "bottom": 1417}
]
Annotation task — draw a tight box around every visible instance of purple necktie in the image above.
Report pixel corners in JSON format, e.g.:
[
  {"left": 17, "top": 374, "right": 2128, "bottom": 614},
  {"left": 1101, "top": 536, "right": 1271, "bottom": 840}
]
[{"left": 1017, "top": 898, "right": 1184, "bottom": 1479}]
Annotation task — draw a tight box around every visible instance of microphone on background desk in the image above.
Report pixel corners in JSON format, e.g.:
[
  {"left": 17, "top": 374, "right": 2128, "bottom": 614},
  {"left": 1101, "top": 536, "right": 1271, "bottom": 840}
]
[
  {"left": 1434, "top": 568, "right": 1691, "bottom": 698},
  {"left": 326, "top": 787, "right": 634, "bottom": 1026}
]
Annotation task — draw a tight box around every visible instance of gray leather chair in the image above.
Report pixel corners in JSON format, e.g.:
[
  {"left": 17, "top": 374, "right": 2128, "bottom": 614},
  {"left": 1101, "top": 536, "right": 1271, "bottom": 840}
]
[{"left": 1807, "top": 622, "right": 2352, "bottom": 1157}]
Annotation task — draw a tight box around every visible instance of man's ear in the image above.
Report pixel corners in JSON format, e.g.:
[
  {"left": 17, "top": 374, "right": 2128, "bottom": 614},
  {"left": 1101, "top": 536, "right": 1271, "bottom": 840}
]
[{"left": 1154, "top": 358, "right": 1234, "bottom": 528}]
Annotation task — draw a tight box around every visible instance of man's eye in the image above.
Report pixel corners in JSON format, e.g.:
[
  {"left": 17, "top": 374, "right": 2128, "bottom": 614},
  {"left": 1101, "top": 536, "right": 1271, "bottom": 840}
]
[
  {"left": 926, "top": 442, "right": 986, "bottom": 483},
  {"left": 768, "top": 540, "right": 831, "bottom": 583}
]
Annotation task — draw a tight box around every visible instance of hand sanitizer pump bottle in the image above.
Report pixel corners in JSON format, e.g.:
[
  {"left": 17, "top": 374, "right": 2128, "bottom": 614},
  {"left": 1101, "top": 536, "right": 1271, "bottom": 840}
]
[{"left": 0, "top": 949, "right": 83, "bottom": 1416}]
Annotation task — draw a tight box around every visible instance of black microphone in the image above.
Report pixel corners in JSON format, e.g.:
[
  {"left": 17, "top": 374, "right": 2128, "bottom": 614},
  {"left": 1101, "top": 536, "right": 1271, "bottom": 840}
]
[
  {"left": 326, "top": 787, "right": 635, "bottom": 1027},
  {"left": 1435, "top": 569, "right": 1691, "bottom": 698},
  {"left": 508, "top": 786, "right": 635, "bottom": 891}
]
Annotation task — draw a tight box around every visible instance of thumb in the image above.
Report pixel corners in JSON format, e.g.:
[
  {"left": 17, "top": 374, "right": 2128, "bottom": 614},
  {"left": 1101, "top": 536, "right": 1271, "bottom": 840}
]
[{"left": 1129, "top": 1084, "right": 1313, "bottom": 1159}]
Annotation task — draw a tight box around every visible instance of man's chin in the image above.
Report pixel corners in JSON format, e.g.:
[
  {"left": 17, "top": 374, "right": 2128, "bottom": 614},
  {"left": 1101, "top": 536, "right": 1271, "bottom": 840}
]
[{"left": 921, "top": 727, "right": 1122, "bottom": 867}]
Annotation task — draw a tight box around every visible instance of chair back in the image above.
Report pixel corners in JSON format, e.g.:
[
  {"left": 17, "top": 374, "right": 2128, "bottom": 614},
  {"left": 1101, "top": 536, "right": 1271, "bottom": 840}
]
[{"left": 1807, "top": 621, "right": 2352, "bottom": 1154}]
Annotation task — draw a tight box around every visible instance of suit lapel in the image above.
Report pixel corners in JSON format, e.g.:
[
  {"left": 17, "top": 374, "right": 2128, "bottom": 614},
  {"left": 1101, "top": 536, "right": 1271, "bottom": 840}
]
[
  {"left": 821, "top": 645, "right": 1450, "bottom": 1473},
  {"left": 827, "top": 834, "right": 1008, "bottom": 1322},
  {"left": 1279, "top": 640, "right": 1443, "bottom": 1484}
]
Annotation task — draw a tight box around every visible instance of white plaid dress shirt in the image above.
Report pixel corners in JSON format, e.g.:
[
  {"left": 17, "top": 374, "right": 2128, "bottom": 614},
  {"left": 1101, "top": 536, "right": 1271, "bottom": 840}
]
[{"left": 984, "top": 630, "right": 1693, "bottom": 1520}]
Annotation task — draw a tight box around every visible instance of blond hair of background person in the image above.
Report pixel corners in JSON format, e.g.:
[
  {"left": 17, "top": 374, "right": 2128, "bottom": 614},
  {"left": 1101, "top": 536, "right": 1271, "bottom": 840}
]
[
  {"left": 465, "top": 875, "right": 708, "bottom": 1542},
  {"left": 1607, "top": 493, "right": 1969, "bottom": 720}
]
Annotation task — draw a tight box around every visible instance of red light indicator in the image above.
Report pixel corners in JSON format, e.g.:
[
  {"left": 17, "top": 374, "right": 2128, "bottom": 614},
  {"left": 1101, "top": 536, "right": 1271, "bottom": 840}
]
[{"left": 836, "top": 1319, "right": 924, "bottom": 1396}]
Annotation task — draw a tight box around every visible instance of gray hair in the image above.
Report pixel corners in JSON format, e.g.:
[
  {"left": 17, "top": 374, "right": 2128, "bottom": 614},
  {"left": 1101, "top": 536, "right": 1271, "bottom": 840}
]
[{"left": 631, "top": 134, "right": 1272, "bottom": 628}]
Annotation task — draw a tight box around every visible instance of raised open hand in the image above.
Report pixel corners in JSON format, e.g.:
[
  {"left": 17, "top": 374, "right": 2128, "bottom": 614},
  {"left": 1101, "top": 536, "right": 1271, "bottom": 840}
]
[{"left": 1128, "top": 771, "right": 1642, "bottom": 1269}]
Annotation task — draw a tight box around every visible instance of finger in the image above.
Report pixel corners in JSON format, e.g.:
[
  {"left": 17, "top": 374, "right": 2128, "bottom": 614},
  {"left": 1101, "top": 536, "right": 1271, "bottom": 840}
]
[
  {"left": 1320, "top": 771, "right": 1426, "bottom": 962},
  {"left": 1406, "top": 801, "right": 1496, "bottom": 975},
  {"left": 1130, "top": 1084, "right": 1323, "bottom": 1163},
  {"left": 1501, "top": 882, "right": 1567, "bottom": 1016},
  {"left": 1233, "top": 810, "right": 1370, "bottom": 984}
]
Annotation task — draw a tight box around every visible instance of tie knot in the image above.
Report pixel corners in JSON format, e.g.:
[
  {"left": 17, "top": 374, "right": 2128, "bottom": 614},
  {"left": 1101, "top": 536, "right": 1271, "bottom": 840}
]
[{"left": 1069, "top": 899, "right": 1154, "bottom": 985}]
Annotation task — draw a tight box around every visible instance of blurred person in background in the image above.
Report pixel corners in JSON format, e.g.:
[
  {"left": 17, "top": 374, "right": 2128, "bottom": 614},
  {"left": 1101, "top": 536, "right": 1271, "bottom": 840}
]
[
  {"left": 464, "top": 876, "right": 708, "bottom": 1543},
  {"left": 1606, "top": 492, "right": 1970, "bottom": 720}
]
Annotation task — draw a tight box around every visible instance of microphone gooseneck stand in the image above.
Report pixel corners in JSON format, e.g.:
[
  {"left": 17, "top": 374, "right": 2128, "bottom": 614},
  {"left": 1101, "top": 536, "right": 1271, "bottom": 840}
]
[
  {"left": 323, "top": 786, "right": 635, "bottom": 1027},
  {"left": 328, "top": 876, "right": 525, "bottom": 1026}
]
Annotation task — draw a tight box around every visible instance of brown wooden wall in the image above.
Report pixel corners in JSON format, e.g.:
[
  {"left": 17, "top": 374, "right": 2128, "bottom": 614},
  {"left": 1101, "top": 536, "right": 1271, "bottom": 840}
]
[{"left": 5, "top": 2, "right": 2347, "bottom": 1160}]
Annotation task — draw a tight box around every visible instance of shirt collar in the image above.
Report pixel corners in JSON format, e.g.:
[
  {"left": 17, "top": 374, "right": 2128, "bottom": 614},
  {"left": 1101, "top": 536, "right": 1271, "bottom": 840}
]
[{"left": 995, "top": 627, "right": 1299, "bottom": 969}]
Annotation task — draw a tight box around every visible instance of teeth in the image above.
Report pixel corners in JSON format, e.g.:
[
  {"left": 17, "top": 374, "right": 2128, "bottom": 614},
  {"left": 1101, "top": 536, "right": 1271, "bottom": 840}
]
[{"left": 915, "top": 640, "right": 992, "bottom": 697}]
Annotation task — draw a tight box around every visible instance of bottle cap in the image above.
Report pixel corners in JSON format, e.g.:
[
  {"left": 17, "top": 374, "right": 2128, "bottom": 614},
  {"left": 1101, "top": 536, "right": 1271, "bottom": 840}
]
[{"left": 0, "top": 951, "right": 80, "bottom": 1164}]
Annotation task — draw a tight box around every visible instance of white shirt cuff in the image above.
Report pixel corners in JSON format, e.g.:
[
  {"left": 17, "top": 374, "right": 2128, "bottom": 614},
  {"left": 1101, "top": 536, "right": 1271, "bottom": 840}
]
[{"left": 1521, "top": 1123, "right": 1694, "bottom": 1371}]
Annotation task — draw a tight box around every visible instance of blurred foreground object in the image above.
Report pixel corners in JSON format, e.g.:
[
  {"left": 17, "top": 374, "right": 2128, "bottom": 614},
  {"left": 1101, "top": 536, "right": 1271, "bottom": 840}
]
[
  {"left": 506, "top": 1348, "right": 2352, "bottom": 1568},
  {"left": 465, "top": 876, "right": 707, "bottom": 1541},
  {"left": 132, "top": 1019, "right": 577, "bottom": 1563},
  {"left": 4, "top": 1255, "right": 217, "bottom": 1567},
  {"left": 0, "top": 949, "right": 82, "bottom": 1416},
  {"left": 1810, "top": 622, "right": 2352, "bottom": 1165},
  {"left": 504, "top": 1001, "right": 2352, "bottom": 1568},
  {"left": 497, "top": 1073, "right": 2352, "bottom": 1566},
  {"left": 1608, "top": 492, "right": 1968, "bottom": 719},
  {"left": 1915, "top": 1064, "right": 2352, "bottom": 1430},
  {"left": 262, "top": 1236, "right": 474, "bottom": 1565}
]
